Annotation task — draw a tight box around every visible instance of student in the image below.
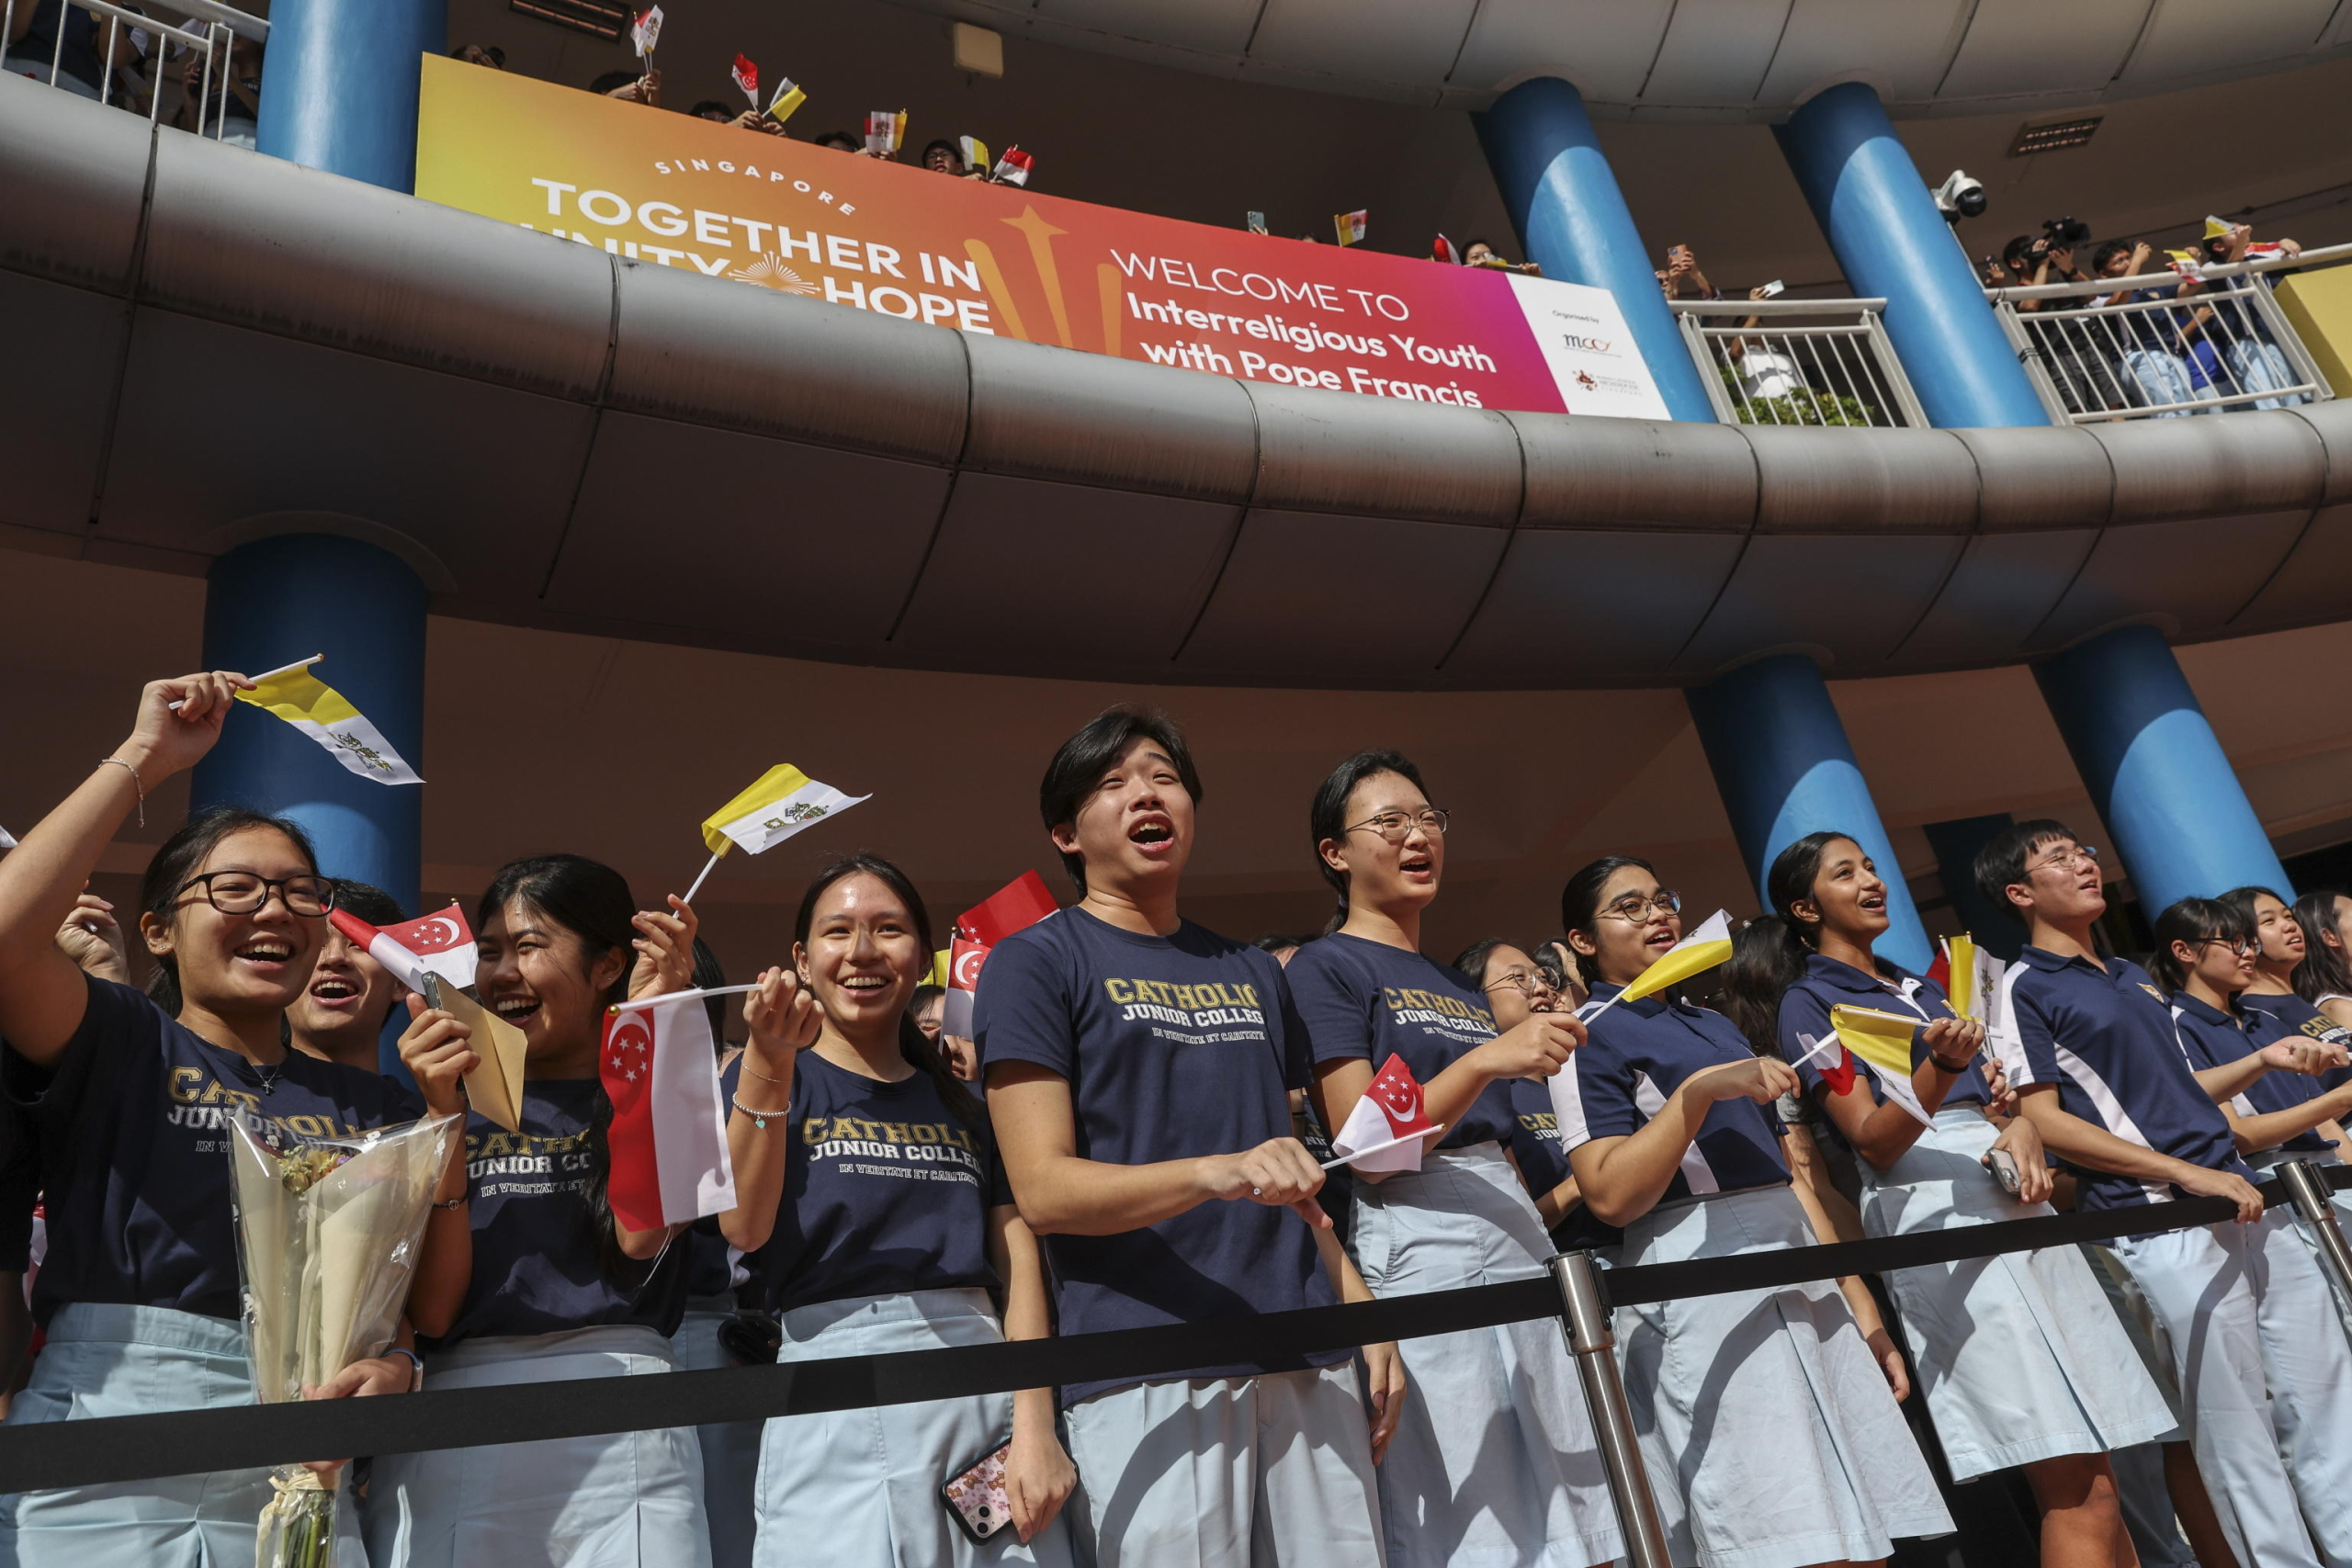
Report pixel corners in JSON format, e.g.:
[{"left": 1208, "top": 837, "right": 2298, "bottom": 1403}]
[
  {"left": 365, "top": 854, "right": 713, "bottom": 1568},
  {"left": 1979, "top": 820, "right": 2352, "bottom": 1568},
  {"left": 287, "top": 879, "right": 409, "bottom": 1072},
  {"left": 718, "top": 854, "right": 1075, "bottom": 1566},
  {"left": 912, "top": 982, "right": 947, "bottom": 1042},
  {"left": 1555, "top": 854, "right": 1951, "bottom": 1568},
  {"left": 2228, "top": 885, "right": 2352, "bottom": 1088},
  {"left": 1290, "top": 753, "right": 1615, "bottom": 1568},
  {"left": 1453, "top": 940, "right": 1599, "bottom": 1244},
  {"left": 978, "top": 706, "right": 1395, "bottom": 1568},
  {"left": 2293, "top": 888, "right": 2352, "bottom": 1033},
  {"left": 1728, "top": 832, "right": 2172, "bottom": 1567},
  {"left": 0, "top": 672, "right": 469, "bottom": 1567}
]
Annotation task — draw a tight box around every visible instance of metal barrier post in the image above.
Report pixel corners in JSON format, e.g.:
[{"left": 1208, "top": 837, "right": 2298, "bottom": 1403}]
[
  {"left": 2281, "top": 1159, "right": 2352, "bottom": 1304},
  {"left": 1549, "top": 1251, "right": 1674, "bottom": 1568}
]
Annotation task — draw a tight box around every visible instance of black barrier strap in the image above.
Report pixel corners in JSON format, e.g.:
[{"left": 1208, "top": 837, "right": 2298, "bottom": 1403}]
[{"left": 2, "top": 1164, "right": 2344, "bottom": 1494}]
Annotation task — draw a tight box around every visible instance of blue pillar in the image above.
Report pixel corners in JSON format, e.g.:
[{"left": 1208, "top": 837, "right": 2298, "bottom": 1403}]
[
  {"left": 193, "top": 536, "right": 427, "bottom": 920},
  {"left": 1474, "top": 77, "right": 1717, "bottom": 423},
  {"left": 2033, "top": 625, "right": 2289, "bottom": 916},
  {"left": 1773, "top": 82, "right": 2047, "bottom": 429},
  {"left": 256, "top": 0, "right": 445, "bottom": 193},
  {"left": 1921, "top": 814, "right": 2024, "bottom": 961},
  {"left": 1687, "top": 654, "right": 1933, "bottom": 973}
]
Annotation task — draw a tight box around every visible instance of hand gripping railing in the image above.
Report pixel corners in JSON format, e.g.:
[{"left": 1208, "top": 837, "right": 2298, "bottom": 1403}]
[
  {"left": 2, "top": 1159, "right": 2348, "bottom": 1563},
  {"left": 1984, "top": 242, "right": 2352, "bottom": 424},
  {"left": 1668, "top": 296, "right": 1930, "bottom": 430}
]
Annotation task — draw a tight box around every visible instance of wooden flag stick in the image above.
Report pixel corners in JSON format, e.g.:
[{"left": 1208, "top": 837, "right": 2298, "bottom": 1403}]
[{"left": 682, "top": 851, "right": 721, "bottom": 905}]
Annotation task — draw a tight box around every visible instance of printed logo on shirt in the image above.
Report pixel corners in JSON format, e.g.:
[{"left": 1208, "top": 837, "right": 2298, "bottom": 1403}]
[
  {"left": 1516, "top": 1110, "right": 1563, "bottom": 1145},
  {"left": 1100, "top": 977, "right": 1269, "bottom": 1044},
  {"left": 1379, "top": 986, "right": 1496, "bottom": 1044},
  {"left": 467, "top": 1126, "right": 594, "bottom": 1199},
  {"left": 164, "top": 1066, "right": 366, "bottom": 1149},
  {"left": 803, "top": 1116, "right": 983, "bottom": 1186},
  {"left": 2138, "top": 983, "right": 2168, "bottom": 1004},
  {"left": 2301, "top": 1017, "right": 2352, "bottom": 1045}
]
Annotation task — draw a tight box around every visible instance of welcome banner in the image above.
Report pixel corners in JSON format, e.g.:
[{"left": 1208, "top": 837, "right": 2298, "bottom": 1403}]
[{"left": 415, "top": 56, "right": 1668, "bottom": 420}]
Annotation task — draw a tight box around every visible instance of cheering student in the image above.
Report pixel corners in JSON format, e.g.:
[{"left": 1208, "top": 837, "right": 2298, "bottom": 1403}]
[
  {"left": 0, "top": 672, "right": 471, "bottom": 1567},
  {"left": 2227, "top": 885, "right": 2352, "bottom": 1086},
  {"left": 978, "top": 707, "right": 1395, "bottom": 1568},
  {"left": 1453, "top": 940, "right": 1600, "bottom": 1244},
  {"left": 365, "top": 854, "right": 712, "bottom": 1568},
  {"left": 1289, "top": 753, "right": 1617, "bottom": 1568},
  {"left": 1555, "top": 854, "right": 1951, "bottom": 1568},
  {"left": 1978, "top": 821, "right": 2352, "bottom": 1568},
  {"left": 2292, "top": 889, "right": 2352, "bottom": 1032},
  {"left": 716, "top": 854, "right": 1077, "bottom": 1567},
  {"left": 1727, "top": 832, "right": 2173, "bottom": 1568},
  {"left": 286, "top": 879, "right": 409, "bottom": 1071}
]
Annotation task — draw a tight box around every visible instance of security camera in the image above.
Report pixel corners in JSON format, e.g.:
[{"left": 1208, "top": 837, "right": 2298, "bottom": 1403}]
[{"left": 1933, "top": 170, "right": 1986, "bottom": 223}]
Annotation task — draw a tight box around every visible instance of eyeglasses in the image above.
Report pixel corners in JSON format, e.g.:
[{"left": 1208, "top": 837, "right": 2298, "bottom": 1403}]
[
  {"left": 175, "top": 872, "right": 336, "bottom": 917},
  {"left": 1346, "top": 807, "right": 1449, "bottom": 844},
  {"left": 1600, "top": 890, "right": 1681, "bottom": 924},
  {"left": 2026, "top": 845, "right": 2101, "bottom": 876},
  {"left": 1483, "top": 969, "right": 1555, "bottom": 998},
  {"left": 2196, "top": 937, "right": 2261, "bottom": 958}
]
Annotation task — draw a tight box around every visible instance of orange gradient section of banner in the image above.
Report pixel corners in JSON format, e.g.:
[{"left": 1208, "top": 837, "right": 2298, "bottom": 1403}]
[{"left": 414, "top": 55, "right": 1667, "bottom": 419}]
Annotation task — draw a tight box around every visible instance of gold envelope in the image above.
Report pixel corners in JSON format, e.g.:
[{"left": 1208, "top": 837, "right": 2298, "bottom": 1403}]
[{"left": 422, "top": 973, "right": 529, "bottom": 1133}]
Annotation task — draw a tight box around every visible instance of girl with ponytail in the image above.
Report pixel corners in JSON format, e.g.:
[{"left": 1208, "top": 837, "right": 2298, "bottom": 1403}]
[
  {"left": 1734, "top": 830, "right": 2172, "bottom": 1568},
  {"left": 718, "top": 854, "right": 1077, "bottom": 1567},
  {"left": 366, "top": 854, "right": 712, "bottom": 1568},
  {"left": 1293, "top": 751, "right": 1618, "bottom": 1568}
]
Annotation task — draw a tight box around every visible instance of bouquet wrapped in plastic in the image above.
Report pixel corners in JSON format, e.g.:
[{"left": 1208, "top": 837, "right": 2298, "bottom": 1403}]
[{"left": 228, "top": 1112, "right": 459, "bottom": 1568}]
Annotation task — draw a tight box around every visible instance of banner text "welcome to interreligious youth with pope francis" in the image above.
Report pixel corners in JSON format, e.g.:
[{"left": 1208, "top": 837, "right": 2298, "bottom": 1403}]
[{"left": 413, "top": 55, "right": 1668, "bottom": 420}]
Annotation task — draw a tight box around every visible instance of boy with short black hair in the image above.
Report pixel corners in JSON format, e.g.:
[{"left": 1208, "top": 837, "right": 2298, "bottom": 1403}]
[
  {"left": 978, "top": 705, "right": 1394, "bottom": 1567},
  {"left": 1979, "top": 818, "right": 2352, "bottom": 1568}
]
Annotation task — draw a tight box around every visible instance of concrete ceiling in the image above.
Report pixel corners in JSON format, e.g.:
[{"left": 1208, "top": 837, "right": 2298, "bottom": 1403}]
[{"left": 872, "top": 0, "right": 2352, "bottom": 119}]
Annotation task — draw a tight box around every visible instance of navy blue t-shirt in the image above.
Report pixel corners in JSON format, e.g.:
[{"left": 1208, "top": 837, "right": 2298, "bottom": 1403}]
[
  {"left": 1507, "top": 1077, "right": 1619, "bottom": 1251},
  {"left": 2171, "top": 993, "right": 2329, "bottom": 1156},
  {"left": 2241, "top": 991, "right": 2352, "bottom": 1093},
  {"left": 437, "top": 1078, "right": 689, "bottom": 1345},
  {"left": 0, "top": 1097, "right": 39, "bottom": 1273},
  {"left": 6, "top": 976, "right": 413, "bottom": 1325},
  {"left": 1779, "top": 953, "right": 1988, "bottom": 1111},
  {"left": 1990, "top": 948, "right": 2253, "bottom": 1210},
  {"left": 1556, "top": 984, "right": 1789, "bottom": 1203},
  {"left": 738, "top": 1050, "right": 1010, "bottom": 1315},
  {"left": 975, "top": 908, "right": 1341, "bottom": 1398},
  {"left": 1287, "top": 932, "right": 1515, "bottom": 1148}
]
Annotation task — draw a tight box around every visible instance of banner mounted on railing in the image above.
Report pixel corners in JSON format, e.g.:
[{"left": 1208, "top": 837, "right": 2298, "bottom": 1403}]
[{"left": 413, "top": 56, "right": 1668, "bottom": 420}]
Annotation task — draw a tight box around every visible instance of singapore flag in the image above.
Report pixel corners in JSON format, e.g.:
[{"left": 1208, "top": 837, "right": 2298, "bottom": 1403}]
[
  {"left": 940, "top": 871, "right": 1058, "bottom": 1037},
  {"left": 1329, "top": 1055, "right": 1444, "bottom": 1173},
  {"left": 328, "top": 903, "right": 478, "bottom": 992},
  {"left": 600, "top": 994, "right": 736, "bottom": 1233}
]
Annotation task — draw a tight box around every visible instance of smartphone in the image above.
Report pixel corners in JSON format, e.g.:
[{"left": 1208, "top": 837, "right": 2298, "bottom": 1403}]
[
  {"left": 942, "top": 1439, "right": 1013, "bottom": 1544},
  {"left": 1984, "top": 1148, "right": 2021, "bottom": 1195}
]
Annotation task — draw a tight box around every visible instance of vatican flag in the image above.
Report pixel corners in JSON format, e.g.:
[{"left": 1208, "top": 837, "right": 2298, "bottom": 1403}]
[
  {"left": 1829, "top": 1004, "right": 1936, "bottom": 1125},
  {"left": 1580, "top": 909, "right": 1735, "bottom": 1025},
  {"left": 700, "top": 764, "right": 868, "bottom": 858},
  {"left": 234, "top": 656, "right": 422, "bottom": 785}
]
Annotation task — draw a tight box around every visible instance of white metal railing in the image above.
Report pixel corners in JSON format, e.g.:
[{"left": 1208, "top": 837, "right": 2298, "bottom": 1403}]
[
  {"left": 3, "top": 0, "right": 266, "bottom": 140},
  {"left": 1986, "top": 243, "right": 2349, "bottom": 423},
  {"left": 1670, "top": 297, "right": 1929, "bottom": 429}
]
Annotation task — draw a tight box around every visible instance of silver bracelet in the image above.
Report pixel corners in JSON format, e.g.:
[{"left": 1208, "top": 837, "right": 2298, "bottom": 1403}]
[{"left": 96, "top": 757, "right": 144, "bottom": 829}]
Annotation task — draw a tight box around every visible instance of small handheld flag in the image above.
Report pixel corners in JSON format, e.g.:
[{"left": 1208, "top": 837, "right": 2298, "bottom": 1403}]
[
  {"left": 329, "top": 903, "right": 478, "bottom": 993},
  {"left": 731, "top": 54, "right": 759, "bottom": 107},
  {"left": 866, "top": 108, "right": 907, "bottom": 154},
  {"left": 1579, "top": 910, "right": 1735, "bottom": 1024},
  {"left": 942, "top": 871, "right": 1058, "bottom": 1036},
  {"left": 0, "top": 825, "right": 14, "bottom": 851},
  {"left": 766, "top": 76, "right": 805, "bottom": 122},
  {"left": 1433, "top": 233, "right": 1462, "bottom": 265},
  {"left": 602, "top": 992, "right": 738, "bottom": 1232},
  {"left": 233, "top": 656, "right": 423, "bottom": 786},
  {"left": 1793, "top": 1031, "right": 1860, "bottom": 1097},
  {"left": 1246, "top": 210, "right": 1267, "bottom": 235},
  {"left": 958, "top": 134, "right": 989, "bottom": 172},
  {"left": 629, "top": 5, "right": 662, "bottom": 59},
  {"left": 991, "top": 146, "right": 1033, "bottom": 186},
  {"left": 687, "top": 764, "right": 870, "bottom": 902},
  {"left": 1334, "top": 209, "right": 1367, "bottom": 246},
  {"left": 1831, "top": 1005, "right": 1936, "bottom": 1125},
  {"left": 1328, "top": 1055, "right": 1445, "bottom": 1172}
]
